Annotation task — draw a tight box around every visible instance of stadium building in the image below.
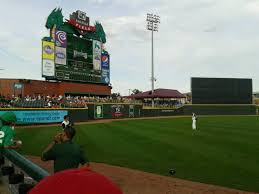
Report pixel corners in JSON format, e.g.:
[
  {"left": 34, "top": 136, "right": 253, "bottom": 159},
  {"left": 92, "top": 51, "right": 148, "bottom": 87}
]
[{"left": 0, "top": 78, "right": 111, "bottom": 97}]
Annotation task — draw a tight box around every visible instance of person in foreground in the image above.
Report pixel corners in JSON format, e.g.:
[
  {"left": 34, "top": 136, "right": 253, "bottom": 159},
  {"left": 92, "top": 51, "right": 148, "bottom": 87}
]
[
  {"left": 0, "top": 112, "right": 22, "bottom": 149},
  {"left": 29, "top": 167, "right": 123, "bottom": 194},
  {"left": 41, "top": 126, "right": 89, "bottom": 173}
]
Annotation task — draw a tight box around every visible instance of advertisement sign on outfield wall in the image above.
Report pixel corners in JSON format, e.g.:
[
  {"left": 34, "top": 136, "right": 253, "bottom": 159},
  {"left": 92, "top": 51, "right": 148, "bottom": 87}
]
[
  {"left": 111, "top": 104, "right": 124, "bottom": 118},
  {"left": 94, "top": 104, "right": 103, "bottom": 119},
  {"left": 0, "top": 110, "right": 68, "bottom": 124},
  {"left": 129, "top": 105, "right": 134, "bottom": 117}
]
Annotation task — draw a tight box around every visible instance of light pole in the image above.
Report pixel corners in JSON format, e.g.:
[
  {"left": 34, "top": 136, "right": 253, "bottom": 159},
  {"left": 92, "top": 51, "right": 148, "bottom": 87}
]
[{"left": 146, "top": 13, "right": 160, "bottom": 107}]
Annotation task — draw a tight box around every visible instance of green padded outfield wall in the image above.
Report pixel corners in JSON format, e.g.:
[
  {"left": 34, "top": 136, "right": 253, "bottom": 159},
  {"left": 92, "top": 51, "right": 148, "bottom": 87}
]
[
  {"left": 183, "top": 105, "right": 256, "bottom": 115},
  {"left": 88, "top": 104, "right": 142, "bottom": 119},
  {"left": 191, "top": 77, "right": 253, "bottom": 104},
  {"left": 141, "top": 107, "right": 184, "bottom": 117}
]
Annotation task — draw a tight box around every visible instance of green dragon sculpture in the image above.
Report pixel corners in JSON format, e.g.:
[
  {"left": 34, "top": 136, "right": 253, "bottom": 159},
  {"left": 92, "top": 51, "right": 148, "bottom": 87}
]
[{"left": 44, "top": 8, "right": 106, "bottom": 44}]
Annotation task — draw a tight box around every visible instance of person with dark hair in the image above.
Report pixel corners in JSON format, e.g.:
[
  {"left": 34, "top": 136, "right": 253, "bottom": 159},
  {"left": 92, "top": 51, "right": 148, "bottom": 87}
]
[
  {"left": 41, "top": 126, "right": 89, "bottom": 173},
  {"left": 61, "top": 115, "right": 70, "bottom": 129}
]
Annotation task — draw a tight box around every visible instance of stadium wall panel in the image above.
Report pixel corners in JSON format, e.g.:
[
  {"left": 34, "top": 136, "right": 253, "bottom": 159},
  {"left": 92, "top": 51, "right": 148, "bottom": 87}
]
[
  {"left": 141, "top": 107, "right": 184, "bottom": 117},
  {"left": 68, "top": 108, "right": 88, "bottom": 123}
]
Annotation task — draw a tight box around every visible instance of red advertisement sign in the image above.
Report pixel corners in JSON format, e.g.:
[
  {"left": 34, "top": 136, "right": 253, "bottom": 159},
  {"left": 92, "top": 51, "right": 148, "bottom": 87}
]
[{"left": 67, "top": 19, "right": 96, "bottom": 32}]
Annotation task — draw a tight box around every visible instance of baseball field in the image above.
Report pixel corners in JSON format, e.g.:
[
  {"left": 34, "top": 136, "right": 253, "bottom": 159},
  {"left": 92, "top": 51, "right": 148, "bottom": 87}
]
[{"left": 16, "top": 116, "right": 259, "bottom": 193}]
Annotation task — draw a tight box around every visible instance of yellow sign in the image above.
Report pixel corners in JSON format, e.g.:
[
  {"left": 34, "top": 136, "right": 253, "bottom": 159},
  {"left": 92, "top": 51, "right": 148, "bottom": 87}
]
[{"left": 42, "top": 41, "right": 55, "bottom": 60}]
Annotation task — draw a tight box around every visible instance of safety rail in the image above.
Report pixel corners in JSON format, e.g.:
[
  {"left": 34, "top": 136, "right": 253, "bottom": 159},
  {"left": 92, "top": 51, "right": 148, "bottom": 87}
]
[
  {"left": 1, "top": 149, "right": 49, "bottom": 193},
  {"left": 3, "top": 150, "right": 49, "bottom": 182}
]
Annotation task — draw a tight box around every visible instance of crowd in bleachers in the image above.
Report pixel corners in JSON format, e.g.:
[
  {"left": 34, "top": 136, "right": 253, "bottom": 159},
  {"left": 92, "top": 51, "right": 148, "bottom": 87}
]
[
  {"left": 0, "top": 94, "right": 186, "bottom": 109},
  {"left": 0, "top": 95, "right": 140, "bottom": 108}
]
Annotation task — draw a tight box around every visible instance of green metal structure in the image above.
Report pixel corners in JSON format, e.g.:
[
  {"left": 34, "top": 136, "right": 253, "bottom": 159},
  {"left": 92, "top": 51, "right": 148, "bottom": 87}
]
[{"left": 44, "top": 8, "right": 106, "bottom": 44}]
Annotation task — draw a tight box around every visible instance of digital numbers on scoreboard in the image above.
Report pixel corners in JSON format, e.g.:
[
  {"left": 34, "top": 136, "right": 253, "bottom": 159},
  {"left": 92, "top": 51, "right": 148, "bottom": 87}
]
[{"left": 55, "top": 35, "right": 102, "bottom": 83}]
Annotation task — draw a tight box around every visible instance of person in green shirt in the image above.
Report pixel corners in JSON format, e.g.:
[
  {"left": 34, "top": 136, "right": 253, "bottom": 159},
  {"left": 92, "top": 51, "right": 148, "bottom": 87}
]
[
  {"left": 41, "top": 126, "right": 89, "bottom": 173},
  {"left": 0, "top": 111, "right": 21, "bottom": 165},
  {"left": 0, "top": 112, "right": 21, "bottom": 149}
]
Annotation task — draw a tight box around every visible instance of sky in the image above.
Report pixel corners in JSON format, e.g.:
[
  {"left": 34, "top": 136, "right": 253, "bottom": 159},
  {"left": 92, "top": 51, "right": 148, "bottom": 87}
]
[{"left": 0, "top": 0, "right": 259, "bottom": 95}]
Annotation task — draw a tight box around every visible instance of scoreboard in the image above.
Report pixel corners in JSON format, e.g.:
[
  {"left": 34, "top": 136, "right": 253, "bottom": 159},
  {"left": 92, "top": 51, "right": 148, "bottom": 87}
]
[
  {"left": 42, "top": 34, "right": 110, "bottom": 84},
  {"left": 191, "top": 77, "right": 252, "bottom": 104},
  {"left": 56, "top": 35, "right": 101, "bottom": 83}
]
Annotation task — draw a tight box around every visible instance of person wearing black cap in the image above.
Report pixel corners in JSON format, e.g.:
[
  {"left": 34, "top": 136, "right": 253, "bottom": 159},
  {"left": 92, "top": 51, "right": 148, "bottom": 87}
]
[{"left": 41, "top": 126, "right": 89, "bottom": 173}]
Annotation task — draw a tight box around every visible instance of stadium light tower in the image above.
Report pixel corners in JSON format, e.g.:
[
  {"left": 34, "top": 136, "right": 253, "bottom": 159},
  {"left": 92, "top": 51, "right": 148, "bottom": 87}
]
[{"left": 146, "top": 13, "right": 160, "bottom": 107}]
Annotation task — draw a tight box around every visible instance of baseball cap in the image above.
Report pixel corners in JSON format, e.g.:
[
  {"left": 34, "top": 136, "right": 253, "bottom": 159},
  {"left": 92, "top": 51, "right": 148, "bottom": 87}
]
[{"left": 0, "top": 112, "right": 17, "bottom": 123}]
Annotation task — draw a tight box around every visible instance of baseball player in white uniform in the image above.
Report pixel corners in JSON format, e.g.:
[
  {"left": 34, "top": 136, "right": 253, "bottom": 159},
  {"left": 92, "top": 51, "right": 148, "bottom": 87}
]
[{"left": 192, "top": 113, "right": 197, "bottom": 130}]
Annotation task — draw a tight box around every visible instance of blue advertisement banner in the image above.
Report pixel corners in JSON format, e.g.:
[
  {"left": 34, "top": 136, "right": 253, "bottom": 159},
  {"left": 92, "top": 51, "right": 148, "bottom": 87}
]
[
  {"left": 101, "top": 54, "right": 109, "bottom": 70},
  {"left": 0, "top": 110, "right": 68, "bottom": 124},
  {"left": 101, "top": 54, "right": 110, "bottom": 84}
]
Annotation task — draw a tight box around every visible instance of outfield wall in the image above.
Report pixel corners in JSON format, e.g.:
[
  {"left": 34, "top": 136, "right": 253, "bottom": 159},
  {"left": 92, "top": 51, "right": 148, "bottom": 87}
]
[
  {"left": 87, "top": 103, "right": 142, "bottom": 119},
  {"left": 0, "top": 104, "right": 257, "bottom": 125},
  {"left": 141, "top": 107, "right": 184, "bottom": 117}
]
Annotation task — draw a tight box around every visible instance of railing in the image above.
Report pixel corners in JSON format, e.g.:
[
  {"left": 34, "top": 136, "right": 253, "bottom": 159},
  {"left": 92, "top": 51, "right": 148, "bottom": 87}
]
[
  {"left": 1, "top": 149, "right": 49, "bottom": 193},
  {"left": 3, "top": 150, "right": 49, "bottom": 182}
]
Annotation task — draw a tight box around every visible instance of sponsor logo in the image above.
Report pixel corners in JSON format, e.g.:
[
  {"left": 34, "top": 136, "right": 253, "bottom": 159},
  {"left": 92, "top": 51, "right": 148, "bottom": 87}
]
[
  {"left": 102, "top": 55, "right": 108, "bottom": 63},
  {"left": 56, "top": 52, "right": 66, "bottom": 59},
  {"left": 101, "top": 55, "right": 109, "bottom": 70},
  {"left": 77, "top": 10, "right": 87, "bottom": 21},
  {"left": 74, "top": 50, "right": 87, "bottom": 59},
  {"left": 44, "top": 46, "right": 54, "bottom": 54},
  {"left": 94, "top": 42, "right": 101, "bottom": 50},
  {"left": 111, "top": 105, "right": 124, "bottom": 117},
  {"left": 68, "top": 10, "right": 95, "bottom": 32},
  {"left": 55, "top": 31, "right": 67, "bottom": 47}
]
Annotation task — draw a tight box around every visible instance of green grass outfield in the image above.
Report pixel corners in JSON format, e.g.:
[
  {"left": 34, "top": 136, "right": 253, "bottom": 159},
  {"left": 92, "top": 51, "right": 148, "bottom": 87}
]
[{"left": 16, "top": 116, "right": 259, "bottom": 192}]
